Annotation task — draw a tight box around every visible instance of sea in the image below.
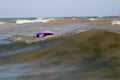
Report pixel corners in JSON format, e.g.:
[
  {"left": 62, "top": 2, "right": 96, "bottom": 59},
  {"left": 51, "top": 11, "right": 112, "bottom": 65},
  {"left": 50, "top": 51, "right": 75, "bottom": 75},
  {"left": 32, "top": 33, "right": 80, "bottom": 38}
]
[
  {"left": 0, "top": 17, "right": 91, "bottom": 61},
  {"left": 0, "top": 16, "right": 119, "bottom": 80},
  {"left": 0, "top": 17, "right": 93, "bottom": 45}
]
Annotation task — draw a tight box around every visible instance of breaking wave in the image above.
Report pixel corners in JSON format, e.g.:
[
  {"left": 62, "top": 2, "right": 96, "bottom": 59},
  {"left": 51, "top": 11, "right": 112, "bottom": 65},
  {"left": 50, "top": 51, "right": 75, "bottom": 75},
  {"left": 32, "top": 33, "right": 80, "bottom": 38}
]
[
  {"left": 16, "top": 18, "right": 55, "bottom": 24},
  {"left": 112, "top": 20, "right": 120, "bottom": 25}
]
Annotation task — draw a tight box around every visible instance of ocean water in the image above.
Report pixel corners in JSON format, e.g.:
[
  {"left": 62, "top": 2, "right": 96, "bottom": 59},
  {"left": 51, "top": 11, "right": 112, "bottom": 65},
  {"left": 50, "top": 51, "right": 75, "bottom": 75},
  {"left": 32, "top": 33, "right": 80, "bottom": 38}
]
[
  {"left": 0, "top": 18, "right": 36, "bottom": 23},
  {"left": 0, "top": 17, "right": 119, "bottom": 80},
  {"left": 0, "top": 17, "right": 89, "bottom": 80},
  {"left": 0, "top": 17, "right": 90, "bottom": 56},
  {"left": 0, "top": 17, "right": 90, "bottom": 42}
]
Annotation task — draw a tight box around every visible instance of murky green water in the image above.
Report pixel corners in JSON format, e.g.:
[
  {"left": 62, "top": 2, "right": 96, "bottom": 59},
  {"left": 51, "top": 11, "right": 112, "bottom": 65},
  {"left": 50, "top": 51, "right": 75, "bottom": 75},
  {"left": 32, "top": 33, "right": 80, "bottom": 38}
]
[{"left": 0, "top": 20, "right": 120, "bottom": 80}]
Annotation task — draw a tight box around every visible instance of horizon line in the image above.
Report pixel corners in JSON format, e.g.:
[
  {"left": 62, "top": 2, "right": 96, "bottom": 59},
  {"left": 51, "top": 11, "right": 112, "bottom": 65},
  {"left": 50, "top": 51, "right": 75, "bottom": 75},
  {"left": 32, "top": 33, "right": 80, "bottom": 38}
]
[{"left": 0, "top": 16, "right": 118, "bottom": 18}]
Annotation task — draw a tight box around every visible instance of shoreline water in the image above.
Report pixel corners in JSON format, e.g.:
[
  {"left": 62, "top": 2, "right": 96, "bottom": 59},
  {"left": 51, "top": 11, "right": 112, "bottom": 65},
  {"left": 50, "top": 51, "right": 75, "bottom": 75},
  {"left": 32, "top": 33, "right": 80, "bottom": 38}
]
[
  {"left": 0, "top": 19, "right": 91, "bottom": 57},
  {"left": 0, "top": 17, "right": 120, "bottom": 48},
  {"left": 0, "top": 19, "right": 90, "bottom": 41},
  {"left": 0, "top": 18, "right": 120, "bottom": 80},
  {"left": 0, "top": 18, "right": 120, "bottom": 53}
]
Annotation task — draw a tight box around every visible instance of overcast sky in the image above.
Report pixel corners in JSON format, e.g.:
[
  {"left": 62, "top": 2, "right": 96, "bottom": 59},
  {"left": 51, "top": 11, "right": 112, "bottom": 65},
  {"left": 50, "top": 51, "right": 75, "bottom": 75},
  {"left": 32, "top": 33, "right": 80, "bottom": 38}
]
[{"left": 0, "top": 0, "right": 120, "bottom": 18}]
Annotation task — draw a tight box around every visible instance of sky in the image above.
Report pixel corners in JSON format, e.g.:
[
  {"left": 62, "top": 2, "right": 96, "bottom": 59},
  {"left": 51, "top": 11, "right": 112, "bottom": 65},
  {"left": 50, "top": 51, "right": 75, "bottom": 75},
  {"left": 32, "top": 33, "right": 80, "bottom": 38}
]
[{"left": 0, "top": 0, "right": 120, "bottom": 18}]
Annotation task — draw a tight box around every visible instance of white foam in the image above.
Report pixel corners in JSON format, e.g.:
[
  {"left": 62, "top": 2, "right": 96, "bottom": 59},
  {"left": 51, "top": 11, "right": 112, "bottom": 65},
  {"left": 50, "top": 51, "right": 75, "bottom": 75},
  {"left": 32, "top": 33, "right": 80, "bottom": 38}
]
[
  {"left": 16, "top": 18, "right": 55, "bottom": 24},
  {"left": 112, "top": 20, "right": 120, "bottom": 25},
  {"left": 0, "top": 22, "right": 7, "bottom": 25}
]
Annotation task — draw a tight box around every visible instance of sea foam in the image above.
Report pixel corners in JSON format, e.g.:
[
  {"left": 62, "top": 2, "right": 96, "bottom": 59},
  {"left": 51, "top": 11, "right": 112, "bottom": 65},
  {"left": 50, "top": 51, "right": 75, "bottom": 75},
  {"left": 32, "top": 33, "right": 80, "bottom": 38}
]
[
  {"left": 16, "top": 18, "right": 55, "bottom": 24},
  {"left": 112, "top": 20, "right": 120, "bottom": 25}
]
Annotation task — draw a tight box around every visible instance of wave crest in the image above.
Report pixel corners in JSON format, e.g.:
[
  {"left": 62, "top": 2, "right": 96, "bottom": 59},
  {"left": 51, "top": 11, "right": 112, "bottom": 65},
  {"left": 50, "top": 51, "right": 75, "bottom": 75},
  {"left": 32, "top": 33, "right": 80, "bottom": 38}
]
[{"left": 16, "top": 18, "right": 55, "bottom": 24}]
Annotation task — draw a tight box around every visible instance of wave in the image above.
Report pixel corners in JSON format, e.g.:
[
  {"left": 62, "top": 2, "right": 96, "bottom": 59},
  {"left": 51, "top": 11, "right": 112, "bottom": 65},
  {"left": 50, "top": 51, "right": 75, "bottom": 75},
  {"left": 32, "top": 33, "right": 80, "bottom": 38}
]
[
  {"left": 16, "top": 18, "right": 55, "bottom": 24},
  {"left": 0, "top": 22, "right": 7, "bottom": 25},
  {"left": 112, "top": 20, "right": 120, "bottom": 25},
  {"left": 0, "top": 30, "right": 120, "bottom": 80}
]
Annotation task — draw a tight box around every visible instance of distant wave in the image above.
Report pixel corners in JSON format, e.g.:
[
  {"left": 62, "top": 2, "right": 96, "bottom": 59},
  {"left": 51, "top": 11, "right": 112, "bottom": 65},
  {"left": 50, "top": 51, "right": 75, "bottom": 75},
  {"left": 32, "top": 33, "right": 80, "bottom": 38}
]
[
  {"left": 16, "top": 18, "right": 55, "bottom": 24},
  {"left": 112, "top": 20, "right": 120, "bottom": 25},
  {"left": 0, "top": 22, "right": 7, "bottom": 25}
]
